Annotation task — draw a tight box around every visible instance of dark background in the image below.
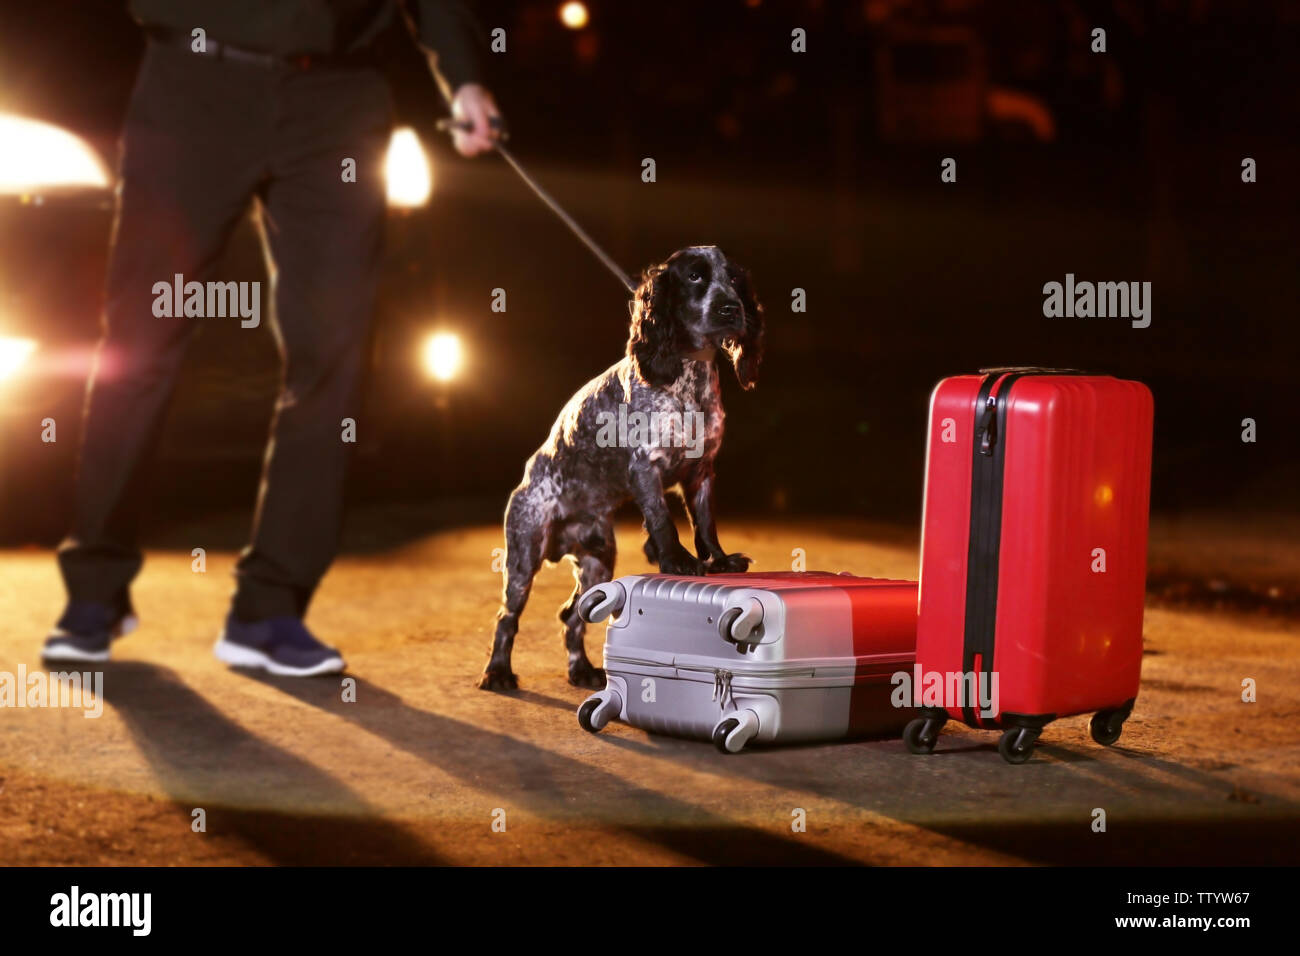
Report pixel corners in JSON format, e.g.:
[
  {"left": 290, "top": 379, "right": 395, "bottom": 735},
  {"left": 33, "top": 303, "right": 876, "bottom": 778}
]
[{"left": 0, "top": 0, "right": 1296, "bottom": 543}]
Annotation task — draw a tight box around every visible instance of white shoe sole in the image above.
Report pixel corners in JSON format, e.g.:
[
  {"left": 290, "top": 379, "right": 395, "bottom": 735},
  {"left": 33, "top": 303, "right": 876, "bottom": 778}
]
[
  {"left": 213, "top": 638, "right": 345, "bottom": 677},
  {"left": 41, "top": 643, "right": 111, "bottom": 663},
  {"left": 41, "top": 614, "right": 140, "bottom": 663}
]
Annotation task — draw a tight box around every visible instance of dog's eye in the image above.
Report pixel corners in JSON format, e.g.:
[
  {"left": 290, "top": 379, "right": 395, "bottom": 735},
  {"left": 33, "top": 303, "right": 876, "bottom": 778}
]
[{"left": 688, "top": 272, "right": 702, "bottom": 282}]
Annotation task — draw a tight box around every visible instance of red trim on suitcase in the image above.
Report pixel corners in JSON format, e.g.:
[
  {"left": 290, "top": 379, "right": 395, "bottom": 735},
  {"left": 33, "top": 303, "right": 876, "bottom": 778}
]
[
  {"left": 651, "top": 571, "right": 918, "bottom": 738},
  {"left": 840, "top": 579, "right": 917, "bottom": 735}
]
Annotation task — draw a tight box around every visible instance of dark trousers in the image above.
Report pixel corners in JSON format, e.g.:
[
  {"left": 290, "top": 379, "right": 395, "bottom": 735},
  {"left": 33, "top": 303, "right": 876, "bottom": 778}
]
[{"left": 57, "top": 40, "right": 393, "bottom": 620}]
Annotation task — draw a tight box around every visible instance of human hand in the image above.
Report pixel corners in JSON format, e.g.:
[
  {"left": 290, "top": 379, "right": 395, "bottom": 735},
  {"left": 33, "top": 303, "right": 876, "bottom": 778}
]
[{"left": 449, "top": 84, "right": 502, "bottom": 157}]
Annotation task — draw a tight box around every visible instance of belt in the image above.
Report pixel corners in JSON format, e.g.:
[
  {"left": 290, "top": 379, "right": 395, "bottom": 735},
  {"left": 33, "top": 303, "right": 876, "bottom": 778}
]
[{"left": 145, "top": 26, "right": 378, "bottom": 72}]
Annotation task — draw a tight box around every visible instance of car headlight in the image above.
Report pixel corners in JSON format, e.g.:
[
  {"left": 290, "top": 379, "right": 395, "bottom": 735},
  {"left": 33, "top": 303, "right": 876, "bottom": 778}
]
[
  {"left": 0, "top": 336, "right": 38, "bottom": 382},
  {"left": 385, "top": 127, "right": 433, "bottom": 208},
  {"left": 0, "top": 114, "right": 110, "bottom": 195}
]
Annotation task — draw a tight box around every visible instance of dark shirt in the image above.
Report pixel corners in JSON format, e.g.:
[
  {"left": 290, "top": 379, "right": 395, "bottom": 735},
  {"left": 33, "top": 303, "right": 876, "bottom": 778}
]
[{"left": 128, "top": 0, "right": 484, "bottom": 88}]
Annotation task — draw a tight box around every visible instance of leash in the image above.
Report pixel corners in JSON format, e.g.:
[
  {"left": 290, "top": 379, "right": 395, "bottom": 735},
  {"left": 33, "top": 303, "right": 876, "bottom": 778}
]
[{"left": 436, "top": 116, "right": 637, "bottom": 296}]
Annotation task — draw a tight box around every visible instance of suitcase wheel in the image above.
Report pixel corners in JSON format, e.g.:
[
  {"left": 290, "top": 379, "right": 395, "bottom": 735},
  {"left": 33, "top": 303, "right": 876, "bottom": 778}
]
[
  {"left": 1089, "top": 708, "right": 1127, "bottom": 747},
  {"left": 578, "top": 582, "right": 627, "bottom": 623},
  {"left": 718, "top": 598, "right": 765, "bottom": 644},
  {"left": 998, "top": 727, "right": 1040, "bottom": 764},
  {"left": 577, "top": 690, "right": 621, "bottom": 734},
  {"left": 578, "top": 698, "right": 602, "bottom": 733},
  {"left": 712, "top": 719, "right": 740, "bottom": 753},
  {"left": 711, "top": 710, "right": 759, "bottom": 754},
  {"left": 903, "top": 717, "right": 944, "bottom": 755}
]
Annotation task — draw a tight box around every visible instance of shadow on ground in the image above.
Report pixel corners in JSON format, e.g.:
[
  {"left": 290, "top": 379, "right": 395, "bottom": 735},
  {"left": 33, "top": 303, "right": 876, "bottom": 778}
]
[
  {"left": 594, "top": 726, "right": 1300, "bottom": 865},
  {"left": 101, "top": 662, "right": 447, "bottom": 865},
  {"left": 245, "top": 672, "right": 861, "bottom": 866}
]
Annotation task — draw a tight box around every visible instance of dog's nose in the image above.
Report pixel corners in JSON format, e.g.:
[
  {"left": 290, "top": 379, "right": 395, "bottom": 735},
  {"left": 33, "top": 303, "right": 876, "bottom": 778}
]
[{"left": 716, "top": 300, "right": 741, "bottom": 319}]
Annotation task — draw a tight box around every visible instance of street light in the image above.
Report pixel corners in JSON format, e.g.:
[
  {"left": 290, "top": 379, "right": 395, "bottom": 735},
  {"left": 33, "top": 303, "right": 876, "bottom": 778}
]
[
  {"left": 421, "top": 332, "right": 463, "bottom": 383},
  {"left": 559, "top": 2, "right": 589, "bottom": 30}
]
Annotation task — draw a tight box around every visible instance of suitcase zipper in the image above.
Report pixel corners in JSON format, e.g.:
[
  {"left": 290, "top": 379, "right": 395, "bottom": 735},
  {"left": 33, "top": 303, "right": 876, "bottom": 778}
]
[
  {"left": 606, "top": 653, "right": 838, "bottom": 690},
  {"left": 977, "top": 391, "right": 998, "bottom": 456},
  {"left": 712, "top": 669, "right": 735, "bottom": 711}
]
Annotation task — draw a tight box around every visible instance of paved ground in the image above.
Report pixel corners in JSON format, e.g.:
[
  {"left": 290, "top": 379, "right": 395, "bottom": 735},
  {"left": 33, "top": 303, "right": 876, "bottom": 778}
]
[{"left": 1, "top": 517, "right": 1297, "bottom": 865}]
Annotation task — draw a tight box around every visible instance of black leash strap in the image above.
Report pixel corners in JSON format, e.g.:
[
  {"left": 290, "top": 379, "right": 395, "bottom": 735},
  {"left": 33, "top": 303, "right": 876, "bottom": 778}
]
[{"left": 436, "top": 117, "right": 637, "bottom": 296}]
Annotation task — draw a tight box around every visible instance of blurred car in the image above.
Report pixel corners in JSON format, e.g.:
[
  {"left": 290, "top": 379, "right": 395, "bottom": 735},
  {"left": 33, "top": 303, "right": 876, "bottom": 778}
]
[
  {"left": 874, "top": 24, "right": 1055, "bottom": 143},
  {"left": 0, "top": 100, "right": 468, "bottom": 543},
  {"left": 0, "top": 114, "right": 117, "bottom": 542}
]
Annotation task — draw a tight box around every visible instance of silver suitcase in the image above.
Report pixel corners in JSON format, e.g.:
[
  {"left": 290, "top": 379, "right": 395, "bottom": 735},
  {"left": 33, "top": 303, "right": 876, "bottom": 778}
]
[{"left": 576, "top": 572, "right": 917, "bottom": 753}]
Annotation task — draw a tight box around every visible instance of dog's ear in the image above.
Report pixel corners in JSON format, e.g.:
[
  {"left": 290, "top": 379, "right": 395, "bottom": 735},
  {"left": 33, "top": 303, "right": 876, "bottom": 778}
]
[
  {"left": 627, "top": 264, "right": 683, "bottom": 387},
  {"left": 724, "top": 265, "right": 765, "bottom": 390}
]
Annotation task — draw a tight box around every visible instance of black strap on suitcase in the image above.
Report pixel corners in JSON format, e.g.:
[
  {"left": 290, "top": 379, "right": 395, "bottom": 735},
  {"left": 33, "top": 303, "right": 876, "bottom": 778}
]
[{"left": 959, "top": 368, "right": 1084, "bottom": 727}]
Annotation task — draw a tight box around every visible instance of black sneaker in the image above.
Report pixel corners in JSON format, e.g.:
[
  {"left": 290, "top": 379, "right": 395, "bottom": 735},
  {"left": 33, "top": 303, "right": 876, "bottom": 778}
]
[
  {"left": 43, "top": 600, "right": 139, "bottom": 662},
  {"left": 213, "top": 614, "right": 345, "bottom": 677}
]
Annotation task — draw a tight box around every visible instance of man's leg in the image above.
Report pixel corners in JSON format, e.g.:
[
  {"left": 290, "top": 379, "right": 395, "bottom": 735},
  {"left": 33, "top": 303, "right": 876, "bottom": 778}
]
[
  {"left": 230, "top": 66, "right": 393, "bottom": 623},
  {"left": 53, "top": 44, "right": 265, "bottom": 640}
]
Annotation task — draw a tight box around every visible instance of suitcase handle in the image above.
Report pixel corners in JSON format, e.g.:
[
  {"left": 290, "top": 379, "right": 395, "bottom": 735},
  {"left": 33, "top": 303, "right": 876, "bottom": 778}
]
[{"left": 977, "top": 366, "right": 1087, "bottom": 376}]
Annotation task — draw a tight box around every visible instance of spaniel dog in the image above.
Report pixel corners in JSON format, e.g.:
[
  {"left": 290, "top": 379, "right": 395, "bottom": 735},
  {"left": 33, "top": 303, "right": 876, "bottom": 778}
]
[{"left": 481, "top": 246, "right": 765, "bottom": 691}]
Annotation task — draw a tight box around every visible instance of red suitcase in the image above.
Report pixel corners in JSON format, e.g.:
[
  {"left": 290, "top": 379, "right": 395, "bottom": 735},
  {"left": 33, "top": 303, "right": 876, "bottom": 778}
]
[{"left": 908, "top": 368, "right": 1154, "bottom": 763}]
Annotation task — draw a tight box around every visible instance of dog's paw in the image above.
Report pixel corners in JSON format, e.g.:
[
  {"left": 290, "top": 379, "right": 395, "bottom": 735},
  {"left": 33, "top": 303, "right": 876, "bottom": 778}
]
[
  {"left": 567, "top": 662, "right": 606, "bottom": 690},
  {"left": 478, "top": 667, "right": 520, "bottom": 692},
  {"left": 705, "top": 552, "right": 752, "bottom": 574},
  {"left": 658, "top": 545, "right": 704, "bottom": 576}
]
